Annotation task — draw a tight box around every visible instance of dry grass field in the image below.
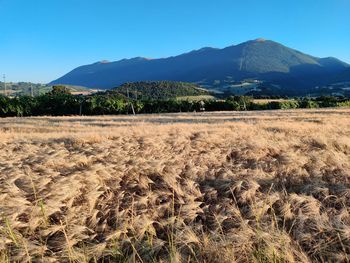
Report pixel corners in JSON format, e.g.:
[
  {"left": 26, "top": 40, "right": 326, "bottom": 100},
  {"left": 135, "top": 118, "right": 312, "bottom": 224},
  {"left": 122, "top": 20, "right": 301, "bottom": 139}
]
[{"left": 1, "top": 108, "right": 350, "bottom": 262}]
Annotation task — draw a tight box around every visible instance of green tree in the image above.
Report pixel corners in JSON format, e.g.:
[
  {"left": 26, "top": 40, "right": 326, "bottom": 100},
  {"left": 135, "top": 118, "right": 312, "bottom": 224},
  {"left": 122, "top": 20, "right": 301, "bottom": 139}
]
[
  {"left": 226, "top": 96, "right": 253, "bottom": 110},
  {"left": 298, "top": 99, "right": 319, "bottom": 108},
  {"left": 49, "top": 85, "right": 71, "bottom": 95}
]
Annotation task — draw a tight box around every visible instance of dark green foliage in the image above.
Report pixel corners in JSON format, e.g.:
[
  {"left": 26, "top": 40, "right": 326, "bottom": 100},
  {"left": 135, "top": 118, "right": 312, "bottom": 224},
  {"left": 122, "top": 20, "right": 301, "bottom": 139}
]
[
  {"left": 0, "top": 96, "right": 10, "bottom": 116},
  {"left": 316, "top": 96, "right": 338, "bottom": 107},
  {"left": 204, "top": 100, "right": 231, "bottom": 111},
  {"left": 0, "top": 94, "right": 349, "bottom": 117},
  {"left": 83, "top": 94, "right": 128, "bottom": 115},
  {"left": 226, "top": 96, "right": 253, "bottom": 110},
  {"left": 49, "top": 85, "right": 72, "bottom": 95},
  {"left": 265, "top": 100, "right": 300, "bottom": 110},
  {"left": 298, "top": 98, "right": 319, "bottom": 108},
  {"left": 35, "top": 93, "right": 80, "bottom": 115},
  {"left": 0, "top": 96, "right": 23, "bottom": 116},
  {"left": 111, "top": 81, "right": 210, "bottom": 100},
  {"left": 18, "top": 96, "right": 38, "bottom": 116}
]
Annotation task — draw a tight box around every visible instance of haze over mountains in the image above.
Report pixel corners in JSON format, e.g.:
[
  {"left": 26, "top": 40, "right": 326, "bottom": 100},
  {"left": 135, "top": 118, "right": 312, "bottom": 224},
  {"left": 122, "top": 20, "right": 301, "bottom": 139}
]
[{"left": 51, "top": 39, "right": 350, "bottom": 95}]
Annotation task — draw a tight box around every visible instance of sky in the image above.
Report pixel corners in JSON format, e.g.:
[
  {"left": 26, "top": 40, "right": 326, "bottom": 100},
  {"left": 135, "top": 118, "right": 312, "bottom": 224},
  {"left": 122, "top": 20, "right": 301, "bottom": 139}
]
[{"left": 0, "top": 0, "right": 349, "bottom": 83}]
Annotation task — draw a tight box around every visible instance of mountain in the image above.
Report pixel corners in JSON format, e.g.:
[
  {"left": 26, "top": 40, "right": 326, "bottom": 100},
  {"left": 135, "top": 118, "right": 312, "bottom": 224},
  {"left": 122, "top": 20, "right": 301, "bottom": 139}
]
[{"left": 50, "top": 39, "right": 350, "bottom": 95}]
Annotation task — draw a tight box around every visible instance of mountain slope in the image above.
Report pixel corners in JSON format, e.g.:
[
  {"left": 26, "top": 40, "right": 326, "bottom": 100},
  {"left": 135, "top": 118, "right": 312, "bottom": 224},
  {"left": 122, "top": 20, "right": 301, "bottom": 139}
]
[{"left": 51, "top": 39, "right": 350, "bottom": 95}]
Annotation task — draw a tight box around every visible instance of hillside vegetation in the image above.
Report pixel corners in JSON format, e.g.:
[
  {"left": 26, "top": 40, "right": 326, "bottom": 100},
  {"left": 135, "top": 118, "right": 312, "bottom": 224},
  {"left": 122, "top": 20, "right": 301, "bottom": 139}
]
[
  {"left": 111, "top": 81, "right": 210, "bottom": 100},
  {"left": 1, "top": 109, "right": 350, "bottom": 262}
]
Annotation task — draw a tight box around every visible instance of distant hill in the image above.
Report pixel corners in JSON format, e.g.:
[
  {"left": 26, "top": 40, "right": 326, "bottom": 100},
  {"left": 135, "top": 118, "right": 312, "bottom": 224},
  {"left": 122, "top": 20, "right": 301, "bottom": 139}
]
[
  {"left": 0, "top": 82, "right": 94, "bottom": 96},
  {"left": 109, "top": 81, "right": 210, "bottom": 100},
  {"left": 50, "top": 39, "right": 350, "bottom": 96},
  {"left": 0, "top": 82, "right": 49, "bottom": 96}
]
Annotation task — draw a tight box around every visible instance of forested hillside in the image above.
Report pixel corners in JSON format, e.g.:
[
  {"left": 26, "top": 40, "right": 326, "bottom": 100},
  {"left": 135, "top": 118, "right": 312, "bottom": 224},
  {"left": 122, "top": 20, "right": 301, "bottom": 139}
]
[{"left": 111, "top": 81, "right": 210, "bottom": 100}]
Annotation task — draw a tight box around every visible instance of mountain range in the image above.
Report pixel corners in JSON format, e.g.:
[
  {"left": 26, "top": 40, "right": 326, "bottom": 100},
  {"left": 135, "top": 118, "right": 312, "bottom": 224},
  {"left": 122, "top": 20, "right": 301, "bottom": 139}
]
[{"left": 50, "top": 39, "right": 350, "bottom": 96}]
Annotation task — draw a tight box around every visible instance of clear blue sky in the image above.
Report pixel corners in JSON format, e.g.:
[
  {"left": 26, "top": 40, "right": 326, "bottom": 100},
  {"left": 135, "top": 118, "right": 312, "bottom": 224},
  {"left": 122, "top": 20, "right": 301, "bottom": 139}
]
[{"left": 1, "top": 0, "right": 349, "bottom": 83}]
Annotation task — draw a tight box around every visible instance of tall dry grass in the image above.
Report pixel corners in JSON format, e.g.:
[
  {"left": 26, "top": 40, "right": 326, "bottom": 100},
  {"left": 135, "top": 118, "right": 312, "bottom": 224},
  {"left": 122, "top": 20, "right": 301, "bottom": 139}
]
[{"left": 1, "top": 108, "right": 350, "bottom": 262}]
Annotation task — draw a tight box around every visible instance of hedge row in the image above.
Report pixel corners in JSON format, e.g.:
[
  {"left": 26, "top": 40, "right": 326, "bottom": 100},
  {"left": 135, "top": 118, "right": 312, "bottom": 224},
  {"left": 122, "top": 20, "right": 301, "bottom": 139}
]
[{"left": 0, "top": 93, "right": 349, "bottom": 117}]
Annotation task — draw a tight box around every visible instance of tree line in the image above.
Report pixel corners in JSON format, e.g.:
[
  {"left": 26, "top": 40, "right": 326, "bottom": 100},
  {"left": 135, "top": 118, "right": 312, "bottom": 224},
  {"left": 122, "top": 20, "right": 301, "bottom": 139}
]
[{"left": 0, "top": 86, "right": 349, "bottom": 117}]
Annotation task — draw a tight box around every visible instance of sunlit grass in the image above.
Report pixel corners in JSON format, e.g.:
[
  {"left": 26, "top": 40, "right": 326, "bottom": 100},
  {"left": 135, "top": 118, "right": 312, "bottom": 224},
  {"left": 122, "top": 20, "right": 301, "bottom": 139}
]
[{"left": 1, "top": 108, "right": 350, "bottom": 262}]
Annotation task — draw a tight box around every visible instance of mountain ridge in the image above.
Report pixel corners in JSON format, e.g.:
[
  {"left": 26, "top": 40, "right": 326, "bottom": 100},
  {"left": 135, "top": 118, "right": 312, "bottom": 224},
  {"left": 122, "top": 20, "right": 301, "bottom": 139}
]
[{"left": 50, "top": 39, "right": 350, "bottom": 95}]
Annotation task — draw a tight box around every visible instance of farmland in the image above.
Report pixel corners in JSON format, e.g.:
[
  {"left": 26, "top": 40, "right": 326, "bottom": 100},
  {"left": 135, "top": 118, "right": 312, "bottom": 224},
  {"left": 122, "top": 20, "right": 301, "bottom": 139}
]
[{"left": 1, "top": 108, "right": 350, "bottom": 262}]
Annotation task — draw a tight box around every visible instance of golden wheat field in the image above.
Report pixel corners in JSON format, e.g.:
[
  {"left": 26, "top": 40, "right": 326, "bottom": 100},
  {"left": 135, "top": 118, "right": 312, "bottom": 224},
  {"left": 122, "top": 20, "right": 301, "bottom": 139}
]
[{"left": 1, "top": 108, "right": 350, "bottom": 262}]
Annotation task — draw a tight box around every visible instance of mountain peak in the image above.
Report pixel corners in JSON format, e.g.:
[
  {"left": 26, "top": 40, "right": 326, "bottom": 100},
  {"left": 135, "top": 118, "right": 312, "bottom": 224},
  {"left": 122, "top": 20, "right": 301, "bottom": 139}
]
[
  {"left": 254, "top": 38, "right": 267, "bottom": 42},
  {"left": 238, "top": 38, "right": 274, "bottom": 47}
]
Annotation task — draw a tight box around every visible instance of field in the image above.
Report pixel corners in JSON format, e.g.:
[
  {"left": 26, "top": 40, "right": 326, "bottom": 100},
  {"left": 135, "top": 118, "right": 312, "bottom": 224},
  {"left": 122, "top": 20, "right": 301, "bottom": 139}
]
[
  {"left": 1, "top": 108, "right": 350, "bottom": 262},
  {"left": 0, "top": 83, "right": 94, "bottom": 97}
]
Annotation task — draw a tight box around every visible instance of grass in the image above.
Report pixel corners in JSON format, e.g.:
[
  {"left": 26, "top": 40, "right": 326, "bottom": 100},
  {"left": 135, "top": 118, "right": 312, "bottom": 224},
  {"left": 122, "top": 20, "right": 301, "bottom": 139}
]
[{"left": 0, "top": 108, "right": 350, "bottom": 262}]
